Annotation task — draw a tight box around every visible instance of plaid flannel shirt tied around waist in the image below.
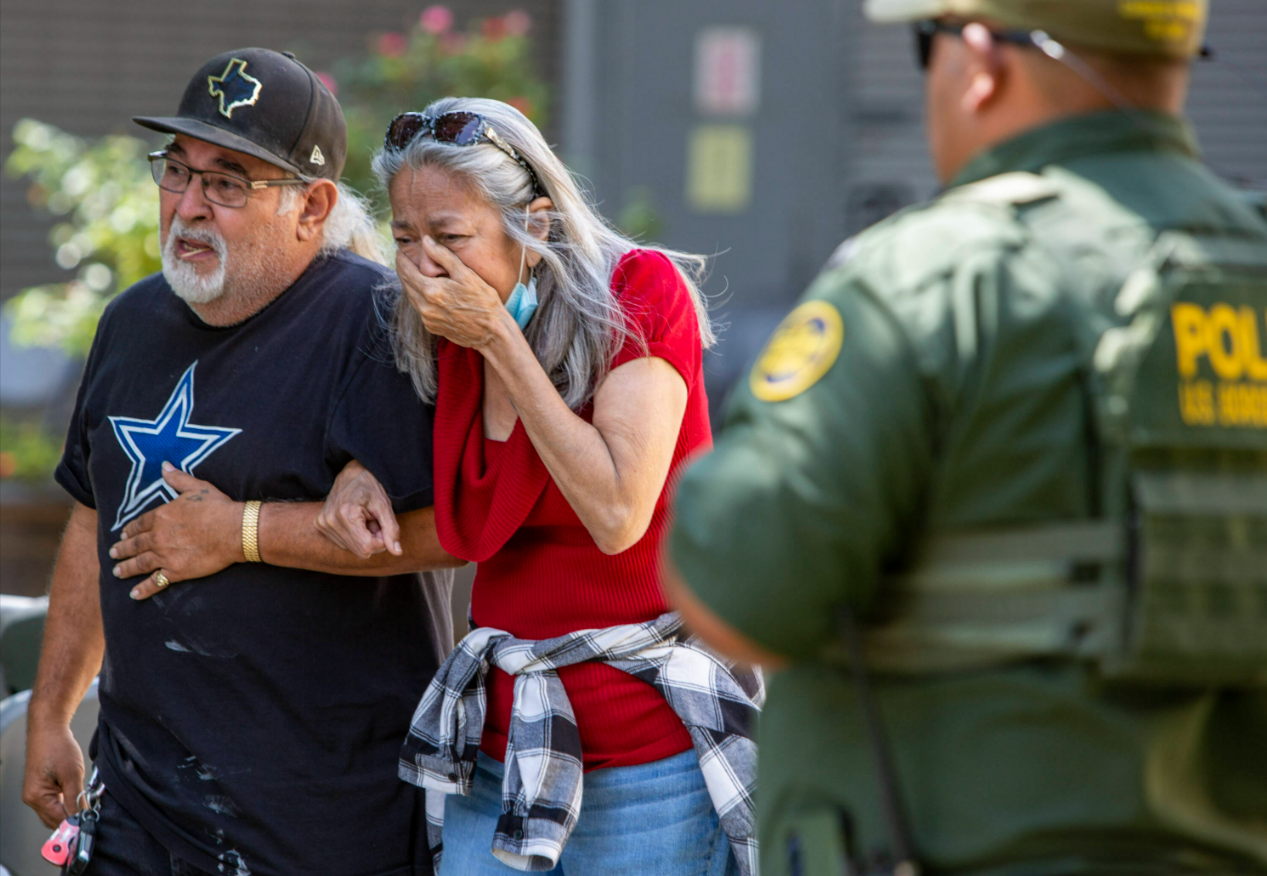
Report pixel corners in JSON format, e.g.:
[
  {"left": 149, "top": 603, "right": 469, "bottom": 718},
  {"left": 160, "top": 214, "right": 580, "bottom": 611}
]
[{"left": 399, "top": 612, "right": 764, "bottom": 874}]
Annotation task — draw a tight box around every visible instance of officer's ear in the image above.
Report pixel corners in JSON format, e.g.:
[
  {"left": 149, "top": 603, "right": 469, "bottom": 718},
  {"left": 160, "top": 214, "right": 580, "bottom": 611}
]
[
  {"left": 294, "top": 179, "right": 338, "bottom": 243},
  {"left": 960, "top": 22, "right": 1006, "bottom": 114}
]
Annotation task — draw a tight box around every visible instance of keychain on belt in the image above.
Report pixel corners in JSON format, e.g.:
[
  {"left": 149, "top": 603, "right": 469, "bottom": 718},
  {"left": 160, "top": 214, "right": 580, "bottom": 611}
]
[{"left": 42, "top": 765, "right": 104, "bottom": 873}]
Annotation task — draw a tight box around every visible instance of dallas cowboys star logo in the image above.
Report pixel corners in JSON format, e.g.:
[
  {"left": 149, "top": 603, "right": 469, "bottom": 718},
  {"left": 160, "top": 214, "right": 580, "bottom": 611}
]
[{"left": 109, "top": 362, "right": 240, "bottom": 531}]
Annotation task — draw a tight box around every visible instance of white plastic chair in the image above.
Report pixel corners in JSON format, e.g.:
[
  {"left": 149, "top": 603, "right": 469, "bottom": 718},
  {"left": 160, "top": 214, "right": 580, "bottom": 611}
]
[
  {"left": 0, "top": 596, "right": 49, "bottom": 697},
  {"left": 0, "top": 679, "right": 98, "bottom": 876}
]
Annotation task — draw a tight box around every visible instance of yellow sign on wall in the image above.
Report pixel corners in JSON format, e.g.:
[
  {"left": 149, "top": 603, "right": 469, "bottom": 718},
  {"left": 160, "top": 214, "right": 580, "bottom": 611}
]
[{"left": 686, "top": 124, "right": 752, "bottom": 213}]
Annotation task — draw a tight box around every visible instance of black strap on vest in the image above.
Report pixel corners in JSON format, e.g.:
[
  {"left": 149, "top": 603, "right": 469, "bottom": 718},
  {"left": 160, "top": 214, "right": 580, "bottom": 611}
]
[{"left": 839, "top": 606, "right": 921, "bottom": 876}]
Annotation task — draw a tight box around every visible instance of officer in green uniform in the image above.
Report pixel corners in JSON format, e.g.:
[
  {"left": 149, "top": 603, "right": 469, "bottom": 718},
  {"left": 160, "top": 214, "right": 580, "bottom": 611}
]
[{"left": 665, "top": 1, "right": 1267, "bottom": 874}]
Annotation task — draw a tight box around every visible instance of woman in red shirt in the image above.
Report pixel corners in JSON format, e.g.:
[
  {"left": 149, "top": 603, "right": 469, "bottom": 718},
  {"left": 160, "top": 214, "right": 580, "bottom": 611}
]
[{"left": 316, "top": 98, "right": 760, "bottom": 875}]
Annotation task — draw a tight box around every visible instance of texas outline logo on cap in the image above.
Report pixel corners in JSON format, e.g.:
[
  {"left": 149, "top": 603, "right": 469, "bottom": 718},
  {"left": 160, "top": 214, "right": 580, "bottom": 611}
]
[{"left": 207, "top": 58, "right": 262, "bottom": 119}]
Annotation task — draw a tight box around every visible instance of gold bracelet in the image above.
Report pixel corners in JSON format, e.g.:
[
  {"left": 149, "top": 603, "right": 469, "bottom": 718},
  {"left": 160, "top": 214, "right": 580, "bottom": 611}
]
[{"left": 241, "top": 500, "right": 263, "bottom": 563}]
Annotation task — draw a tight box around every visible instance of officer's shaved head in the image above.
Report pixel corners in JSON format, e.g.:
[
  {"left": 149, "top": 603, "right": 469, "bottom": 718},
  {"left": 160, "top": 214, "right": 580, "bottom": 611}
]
[
  {"left": 865, "top": 0, "right": 1207, "bottom": 183},
  {"left": 924, "top": 23, "right": 1192, "bottom": 183}
]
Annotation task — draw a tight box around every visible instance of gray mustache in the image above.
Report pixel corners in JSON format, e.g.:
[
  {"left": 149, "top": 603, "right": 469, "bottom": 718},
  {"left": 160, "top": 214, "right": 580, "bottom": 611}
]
[{"left": 167, "top": 220, "right": 226, "bottom": 256}]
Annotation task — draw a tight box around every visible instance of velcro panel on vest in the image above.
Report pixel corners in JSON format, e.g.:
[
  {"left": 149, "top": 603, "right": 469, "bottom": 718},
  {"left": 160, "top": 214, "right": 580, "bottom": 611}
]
[
  {"left": 1119, "top": 470, "right": 1267, "bottom": 686},
  {"left": 861, "top": 522, "right": 1126, "bottom": 673},
  {"left": 1100, "top": 232, "right": 1267, "bottom": 686}
]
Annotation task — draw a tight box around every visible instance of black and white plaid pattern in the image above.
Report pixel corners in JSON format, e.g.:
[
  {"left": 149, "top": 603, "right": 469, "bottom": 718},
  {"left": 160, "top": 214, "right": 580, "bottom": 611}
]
[{"left": 399, "top": 612, "right": 764, "bottom": 874}]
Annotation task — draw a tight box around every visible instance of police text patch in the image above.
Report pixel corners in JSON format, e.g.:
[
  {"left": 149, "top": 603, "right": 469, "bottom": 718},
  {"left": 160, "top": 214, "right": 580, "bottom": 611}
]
[
  {"left": 1171, "top": 302, "right": 1267, "bottom": 428},
  {"left": 750, "top": 301, "right": 844, "bottom": 402}
]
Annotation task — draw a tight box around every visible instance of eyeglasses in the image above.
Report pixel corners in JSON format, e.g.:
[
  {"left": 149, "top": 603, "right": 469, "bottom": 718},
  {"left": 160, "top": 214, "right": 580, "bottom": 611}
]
[
  {"left": 384, "top": 111, "right": 544, "bottom": 198},
  {"left": 912, "top": 19, "right": 1038, "bottom": 70},
  {"left": 147, "top": 152, "right": 308, "bottom": 208}
]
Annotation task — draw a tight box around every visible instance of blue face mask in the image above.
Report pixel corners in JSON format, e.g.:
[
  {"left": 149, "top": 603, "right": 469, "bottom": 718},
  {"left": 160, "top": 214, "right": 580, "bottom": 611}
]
[
  {"left": 506, "top": 209, "right": 540, "bottom": 330},
  {"left": 504, "top": 274, "right": 538, "bottom": 329}
]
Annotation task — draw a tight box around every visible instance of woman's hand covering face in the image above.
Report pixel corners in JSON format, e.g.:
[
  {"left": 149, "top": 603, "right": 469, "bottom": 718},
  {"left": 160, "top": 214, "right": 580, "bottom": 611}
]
[
  {"left": 388, "top": 165, "right": 541, "bottom": 349},
  {"left": 396, "top": 237, "right": 512, "bottom": 350}
]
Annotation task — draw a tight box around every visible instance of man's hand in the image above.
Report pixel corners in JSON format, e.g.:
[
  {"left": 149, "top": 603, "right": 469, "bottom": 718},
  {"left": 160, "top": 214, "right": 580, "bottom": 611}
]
[
  {"left": 314, "top": 459, "right": 402, "bottom": 558},
  {"left": 109, "top": 462, "right": 244, "bottom": 600},
  {"left": 22, "top": 721, "right": 86, "bottom": 828}
]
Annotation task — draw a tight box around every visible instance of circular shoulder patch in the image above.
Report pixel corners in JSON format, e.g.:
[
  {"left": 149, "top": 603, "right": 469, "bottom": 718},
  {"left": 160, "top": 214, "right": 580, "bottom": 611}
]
[{"left": 749, "top": 300, "right": 844, "bottom": 402}]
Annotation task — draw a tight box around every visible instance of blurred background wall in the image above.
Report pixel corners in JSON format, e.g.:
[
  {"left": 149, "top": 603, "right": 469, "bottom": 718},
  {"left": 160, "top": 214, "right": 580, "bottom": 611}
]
[
  {"left": 562, "top": 0, "right": 1266, "bottom": 402},
  {"left": 0, "top": 0, "right": 560, "bottom": 302},
  {"left": 1, "top": 0, "right": 1265, "bottom": 601}
]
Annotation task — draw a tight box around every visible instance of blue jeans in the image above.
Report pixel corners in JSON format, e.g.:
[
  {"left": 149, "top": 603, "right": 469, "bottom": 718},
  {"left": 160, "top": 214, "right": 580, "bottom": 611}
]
[{"left": 439, "top": 749, "right": 737, "bottom": 876}]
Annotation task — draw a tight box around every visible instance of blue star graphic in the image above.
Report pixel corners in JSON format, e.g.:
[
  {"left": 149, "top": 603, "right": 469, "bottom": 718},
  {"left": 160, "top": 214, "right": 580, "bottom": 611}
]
[{"left": 109, "top": 362, "right": 241, "bottom": 531}]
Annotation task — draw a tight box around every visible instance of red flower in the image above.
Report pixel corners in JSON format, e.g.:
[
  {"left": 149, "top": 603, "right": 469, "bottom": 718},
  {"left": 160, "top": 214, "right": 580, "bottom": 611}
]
[
  {"left": 377, "top": 32, "right": 407, "bottom": 57},
  {"left": 316, "top": 72, "right": 338, "bottom": 97},
  {"left": 504, "top": 10, "right": 531, "bottom": 36},
  {"left": 507, "top": 96, "right": 533, "bottom": 117},
  {"left": 481, "top": 16, "right": 508, "bottom": 41},
  {"left": 419, "top": 5, "right": 454, "bottom": 35}
]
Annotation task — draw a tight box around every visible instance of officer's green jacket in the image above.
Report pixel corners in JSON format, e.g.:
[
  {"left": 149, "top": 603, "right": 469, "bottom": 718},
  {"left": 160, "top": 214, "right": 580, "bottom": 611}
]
[{"left": 670, "top": 111, "right": 1267, "bottom": 875}]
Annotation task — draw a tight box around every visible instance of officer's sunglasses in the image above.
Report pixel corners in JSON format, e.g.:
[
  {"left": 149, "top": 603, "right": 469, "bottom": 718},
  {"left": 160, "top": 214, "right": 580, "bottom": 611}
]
[
  {"left": 912, "top": 19, "right": 1039, "bottom": 70},
  {"left": 914, "top": 19, "right": 1215, "bottom": 71},
  {"left": 384, "top": 111, "right": 544, "bottom": 198},
  {"left": 148, "top": 152, "right": 307, "bottom": 208}
]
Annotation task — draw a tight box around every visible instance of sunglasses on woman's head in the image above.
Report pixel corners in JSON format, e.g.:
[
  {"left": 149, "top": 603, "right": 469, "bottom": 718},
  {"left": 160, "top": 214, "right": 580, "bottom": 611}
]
[{"left": 385, "top": 111, "right": 544, "bottom": 198}]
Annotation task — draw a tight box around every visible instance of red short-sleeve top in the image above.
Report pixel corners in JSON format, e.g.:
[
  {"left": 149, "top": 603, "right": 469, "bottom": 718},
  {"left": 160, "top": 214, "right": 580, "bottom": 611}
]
[{"left": 431, "top": 249, "right": 712, "bottom": 770}]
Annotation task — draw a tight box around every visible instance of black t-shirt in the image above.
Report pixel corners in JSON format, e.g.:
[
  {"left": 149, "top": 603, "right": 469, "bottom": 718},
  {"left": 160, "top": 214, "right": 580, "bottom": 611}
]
[{"left": 56, "top": 251, "right": 452, "bottom": 876}]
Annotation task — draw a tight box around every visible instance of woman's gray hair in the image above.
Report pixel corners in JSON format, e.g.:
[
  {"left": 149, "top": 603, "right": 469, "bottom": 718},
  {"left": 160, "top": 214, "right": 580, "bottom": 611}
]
[
  {"left": 279, "top": 182, "right": 386, "bottom": 265},
  {"left": 371, "top": 97, "right": 714, "bottom": 409}
]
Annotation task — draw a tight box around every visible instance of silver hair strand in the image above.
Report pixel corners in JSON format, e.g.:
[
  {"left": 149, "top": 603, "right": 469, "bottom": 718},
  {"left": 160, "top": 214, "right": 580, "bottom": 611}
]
[{"left": 371, "top": 96, "right": 714, "bottom": 409}]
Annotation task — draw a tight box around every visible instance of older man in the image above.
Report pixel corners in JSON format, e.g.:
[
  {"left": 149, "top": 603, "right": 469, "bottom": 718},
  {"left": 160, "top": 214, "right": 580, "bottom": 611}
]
[
  {"left": 23, "top": 48, "right": 458, "bottom": 876},
  {"left": 667, "top": 2, "right": 1267, "bottom": 875}
]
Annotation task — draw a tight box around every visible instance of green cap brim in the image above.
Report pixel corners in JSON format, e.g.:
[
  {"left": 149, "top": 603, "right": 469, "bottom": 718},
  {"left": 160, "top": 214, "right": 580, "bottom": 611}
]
[
  {"left": 865, "top": 0, "right": 950, "bottom": 22},
  {"left": 863, "top": 0, "right": 1206, "bottom": 57}
]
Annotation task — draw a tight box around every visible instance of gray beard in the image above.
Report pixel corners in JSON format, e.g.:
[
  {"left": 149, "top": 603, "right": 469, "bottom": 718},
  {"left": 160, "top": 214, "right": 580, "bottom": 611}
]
[
  {"left": 161, "top": 217, "right": 298, "bottom": 310},
  {"left": 161, "top": 219, "right": 227, "bottom": 303}
]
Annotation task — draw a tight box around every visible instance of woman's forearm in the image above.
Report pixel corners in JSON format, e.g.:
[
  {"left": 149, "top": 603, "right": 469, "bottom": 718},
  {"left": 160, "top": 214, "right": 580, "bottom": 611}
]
[{"left": 479, "top": 314, "right": 684, "bottom": 554}]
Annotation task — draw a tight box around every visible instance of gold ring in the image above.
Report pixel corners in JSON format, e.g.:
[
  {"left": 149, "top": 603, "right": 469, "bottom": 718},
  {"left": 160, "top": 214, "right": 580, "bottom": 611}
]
[{"left": 154, "top": 571, "right": 170, "bottom": 589}]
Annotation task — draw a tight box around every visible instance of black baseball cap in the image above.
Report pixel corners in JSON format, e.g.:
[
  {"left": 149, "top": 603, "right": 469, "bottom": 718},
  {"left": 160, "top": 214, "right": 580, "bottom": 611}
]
[{"left": 134, "top": 48, "right": 346, "bottom": 181}]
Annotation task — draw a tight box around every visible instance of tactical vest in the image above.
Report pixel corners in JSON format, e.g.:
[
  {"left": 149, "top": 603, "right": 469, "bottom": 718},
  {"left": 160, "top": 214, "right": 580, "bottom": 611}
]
[{"left": 861, "top": 173, "right": 1267, "bottom": 687}]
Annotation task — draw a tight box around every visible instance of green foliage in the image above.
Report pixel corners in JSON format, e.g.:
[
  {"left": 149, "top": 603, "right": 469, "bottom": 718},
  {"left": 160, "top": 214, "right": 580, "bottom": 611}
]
[
  {"left": 616, "top": 187, "right": 665, "bottom": 243},
  {"left": 4, "top": 119, "right": 161, "bottom": 357},
  {"left": 0, "top": 417, "right": 64, "bottom": 482},
  {"left": 332, "top": 6, "right": 549, "bottom": 200}
]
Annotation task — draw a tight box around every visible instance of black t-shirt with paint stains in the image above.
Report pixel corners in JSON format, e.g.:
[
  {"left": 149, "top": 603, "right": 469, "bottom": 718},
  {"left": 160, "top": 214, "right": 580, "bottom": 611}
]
[{"left": 56, "top": 251, "right": 451, "bottom": 876}]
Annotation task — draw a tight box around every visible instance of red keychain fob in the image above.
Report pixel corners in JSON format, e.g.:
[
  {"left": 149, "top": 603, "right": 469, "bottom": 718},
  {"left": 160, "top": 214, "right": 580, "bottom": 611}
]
[{"left": 42, "top": 814, "right": 81, "bottom": 866}]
